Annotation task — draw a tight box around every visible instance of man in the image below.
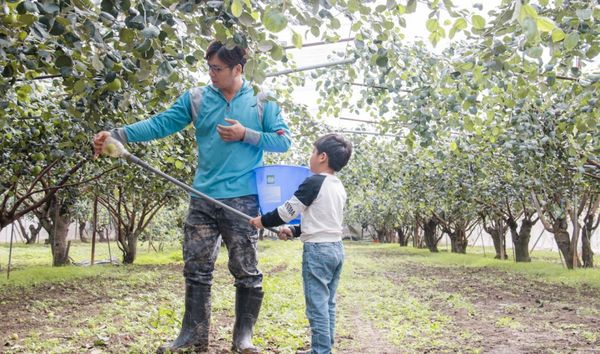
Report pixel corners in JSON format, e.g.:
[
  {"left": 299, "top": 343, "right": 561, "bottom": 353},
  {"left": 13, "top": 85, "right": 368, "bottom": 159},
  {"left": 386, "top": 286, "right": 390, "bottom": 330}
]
[{"left": 93, "top": 41, "right": 291, "bottom": 353}]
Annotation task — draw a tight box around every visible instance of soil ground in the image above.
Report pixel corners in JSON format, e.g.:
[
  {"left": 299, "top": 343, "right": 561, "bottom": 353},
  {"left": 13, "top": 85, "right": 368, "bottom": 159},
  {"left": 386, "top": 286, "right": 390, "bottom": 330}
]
[{"left": 1, "top": 243, "right": 599, "bottom": 353}]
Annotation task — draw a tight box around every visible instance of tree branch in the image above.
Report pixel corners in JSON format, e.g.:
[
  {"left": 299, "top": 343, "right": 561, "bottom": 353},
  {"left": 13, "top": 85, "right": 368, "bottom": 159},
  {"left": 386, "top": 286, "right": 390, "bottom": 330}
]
[{"left": 530, "top": 191, "right": 553, "bottom": 232}]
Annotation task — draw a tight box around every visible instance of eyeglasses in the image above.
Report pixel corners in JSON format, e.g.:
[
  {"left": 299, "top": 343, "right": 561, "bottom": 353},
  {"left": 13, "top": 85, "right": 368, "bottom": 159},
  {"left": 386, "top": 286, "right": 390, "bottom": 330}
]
[{"left": 208, "top": 65, "right": 228, "bottom": 73}]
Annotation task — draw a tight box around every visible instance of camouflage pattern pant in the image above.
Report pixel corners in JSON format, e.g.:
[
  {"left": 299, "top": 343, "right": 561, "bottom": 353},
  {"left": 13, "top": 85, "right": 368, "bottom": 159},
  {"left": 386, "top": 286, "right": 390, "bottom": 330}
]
[{"left": 183, "top": 195, "right": 262, "bottom": 288}]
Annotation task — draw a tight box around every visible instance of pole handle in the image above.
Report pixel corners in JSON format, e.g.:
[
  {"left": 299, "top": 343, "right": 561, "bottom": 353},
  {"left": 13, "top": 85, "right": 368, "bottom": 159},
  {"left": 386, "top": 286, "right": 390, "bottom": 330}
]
[{"left": 123, "top": 153, "right": 280, "bottom": 234}]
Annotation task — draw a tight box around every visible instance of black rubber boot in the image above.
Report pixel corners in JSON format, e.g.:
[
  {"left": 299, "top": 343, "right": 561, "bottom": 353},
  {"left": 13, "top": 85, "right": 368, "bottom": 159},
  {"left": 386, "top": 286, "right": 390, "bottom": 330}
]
[
  {"left": 232, "top": 287, "right": 264, "bottom": 354},
  {"left": 157, "top": 284, "right": 211, "bottom": 354}
]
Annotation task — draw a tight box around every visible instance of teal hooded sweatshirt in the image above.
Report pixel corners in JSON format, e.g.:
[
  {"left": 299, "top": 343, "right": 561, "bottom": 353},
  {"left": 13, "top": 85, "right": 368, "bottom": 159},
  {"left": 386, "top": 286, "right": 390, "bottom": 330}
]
[{"left": 113, "top": 80, "right": 291, "bottom": 199}]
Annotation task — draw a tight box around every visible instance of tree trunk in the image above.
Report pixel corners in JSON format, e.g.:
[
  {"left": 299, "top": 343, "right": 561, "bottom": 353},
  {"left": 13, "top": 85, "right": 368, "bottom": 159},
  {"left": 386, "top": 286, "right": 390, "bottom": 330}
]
[
  {"left": 39, "top": 199, "right": 72, "bottom": 266},
  {"left": 396, "top": 227, "right": 409, "bottom": 246},
  {"left": 79, "top": 221, "right": 88, "bottom": 242},
  {"left": 449, "top": 228, "right": 468, "bottom": 253},
  {"left": 118, "top": 229, "right": 139, "bottom": 264},
  {"left": 413, "top": 222, "right": 424, "bottom": 248},
  {"left": 29, "top": 223, "right": 41, "bottom": 245},
  {"left": 507, "top": 217, "right": 533, "bottom": 262},
  {"left": 581, "top": 214, "right": 595, "bottom": 268},
  {"left": 423, "top": 218, "right": 439, "bottom": 252},
  {"left": 553, "top": 218, "right": 579, "bottom": 269},
  {"left": 488, "top": 229, "right": 506, "bottom": 259}
]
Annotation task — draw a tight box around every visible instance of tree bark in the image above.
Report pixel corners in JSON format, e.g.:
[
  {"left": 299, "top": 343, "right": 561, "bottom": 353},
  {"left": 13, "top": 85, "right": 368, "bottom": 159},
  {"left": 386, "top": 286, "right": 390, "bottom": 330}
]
[
  {"left": 582, "top": 214, "right": 595, "bottom": 268},
  {"left": 553, "top": 218, "right": 579, "bottom": 269},
  {"left": 38, "top": 197, "right": 72, "bottom": 266},
  {"left": 396, "top": 226, "right": 409, "bottom": 246},
  {"left": 423, "top": 218, "right": 439, "bottom": 252},
  {"left": 120, "top": 231, "right": 138, "bottom": 264},
  {"left": 79, "top": 220, "right": 88, "bottom": 242},
  {"left": 449, "top": 228, "right": 468, "bottom": 253},
  {"left": 507, "top": 217, "right": 534, "bottom": 262}
]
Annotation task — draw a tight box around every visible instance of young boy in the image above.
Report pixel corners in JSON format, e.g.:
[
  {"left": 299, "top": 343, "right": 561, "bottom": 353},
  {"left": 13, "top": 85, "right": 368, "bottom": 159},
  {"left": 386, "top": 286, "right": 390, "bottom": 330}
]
[{"left": 249, "top": 133, "right": 352, "bottom": 354}]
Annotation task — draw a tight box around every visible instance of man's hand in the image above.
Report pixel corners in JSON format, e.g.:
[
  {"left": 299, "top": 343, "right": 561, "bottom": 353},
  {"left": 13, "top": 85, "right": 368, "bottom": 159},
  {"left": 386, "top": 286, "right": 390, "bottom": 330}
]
[
  {"left": 93, "top": 131, "right": 111, "bottom": 159},
  {"left": 249, "top": 216, "right": 264, "bottom": 229},
  {"left": 217, "top": 118, "right": 246, "bottom": 142},
  {"left": 278, "top": 227, "right": 293, "bottom": 241}
]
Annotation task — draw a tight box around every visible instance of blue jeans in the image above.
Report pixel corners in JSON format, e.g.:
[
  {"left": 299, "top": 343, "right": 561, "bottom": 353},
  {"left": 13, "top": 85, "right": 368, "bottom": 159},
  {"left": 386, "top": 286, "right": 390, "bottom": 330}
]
[{"left": 302, "top": 241, "right": 344, "bottom": 354}]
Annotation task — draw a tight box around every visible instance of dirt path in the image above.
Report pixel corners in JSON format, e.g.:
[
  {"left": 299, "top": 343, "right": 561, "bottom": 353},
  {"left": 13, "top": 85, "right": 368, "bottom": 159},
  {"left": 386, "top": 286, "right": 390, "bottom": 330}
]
[{"left": 368, "top": 250, "right": 600, "bottom": 353}]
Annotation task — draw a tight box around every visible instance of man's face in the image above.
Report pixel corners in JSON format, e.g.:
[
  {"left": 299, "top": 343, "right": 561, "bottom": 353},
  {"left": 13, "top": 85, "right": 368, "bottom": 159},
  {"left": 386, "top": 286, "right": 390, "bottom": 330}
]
[{"left": 207, "top": 55, "right": 241, "bottom": 90}]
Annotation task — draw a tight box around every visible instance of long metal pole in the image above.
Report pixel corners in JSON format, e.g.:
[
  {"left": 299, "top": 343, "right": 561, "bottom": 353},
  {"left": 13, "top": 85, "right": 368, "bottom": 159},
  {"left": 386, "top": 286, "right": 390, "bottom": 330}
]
[
  {"left": 529, "top": 229, "right": 545, "bottom": 254},
  {"left": 123, "top": 153, "right": 279, "bottom": 234},
  {"left": 7, "top": 221, "right": 15, "bottom": 279},
  {"left": 266, "top": 58, "right": 355, "bottom": 78},
  {"left": 283, "top": 37, "right": 354, "bottom": 50}
]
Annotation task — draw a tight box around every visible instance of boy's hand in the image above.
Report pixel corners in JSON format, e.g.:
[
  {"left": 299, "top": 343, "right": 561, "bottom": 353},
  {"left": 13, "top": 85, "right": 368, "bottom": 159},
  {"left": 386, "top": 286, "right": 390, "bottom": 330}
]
[
  {"left": 249, "top": 216, "right": 264, "bottom": 229},
  {"left": 278, "top": 227, "right": 293, "bottom": 241}
]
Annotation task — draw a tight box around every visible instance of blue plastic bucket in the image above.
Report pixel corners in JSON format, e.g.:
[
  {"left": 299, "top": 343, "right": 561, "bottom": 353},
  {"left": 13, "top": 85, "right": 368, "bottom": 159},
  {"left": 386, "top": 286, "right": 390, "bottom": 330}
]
[{"left": 254, "top": 165, "right": 312, "bottom": 225}]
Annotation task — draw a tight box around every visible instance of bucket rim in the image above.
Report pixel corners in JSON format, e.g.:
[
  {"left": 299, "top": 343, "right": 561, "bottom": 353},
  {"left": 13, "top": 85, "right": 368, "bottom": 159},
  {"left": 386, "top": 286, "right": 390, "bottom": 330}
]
[{"left": 254, "top": 164, "right": 311, "bottom": 171}]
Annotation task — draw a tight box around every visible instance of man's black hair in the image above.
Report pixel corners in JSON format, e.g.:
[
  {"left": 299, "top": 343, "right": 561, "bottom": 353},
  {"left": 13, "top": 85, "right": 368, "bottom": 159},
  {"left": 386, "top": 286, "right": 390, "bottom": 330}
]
[
  {"left": 205, "top": 41, "right": 247, "bottom": 70},
  {"left": 314, "top": 133, "right": 353, "bottom": 172}
]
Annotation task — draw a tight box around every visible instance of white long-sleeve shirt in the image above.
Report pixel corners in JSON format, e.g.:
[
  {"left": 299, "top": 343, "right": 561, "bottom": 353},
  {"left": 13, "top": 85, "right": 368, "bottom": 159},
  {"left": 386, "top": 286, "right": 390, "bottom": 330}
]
[{"left": 261, "top": 173, "right": 346, "bottom": 243}]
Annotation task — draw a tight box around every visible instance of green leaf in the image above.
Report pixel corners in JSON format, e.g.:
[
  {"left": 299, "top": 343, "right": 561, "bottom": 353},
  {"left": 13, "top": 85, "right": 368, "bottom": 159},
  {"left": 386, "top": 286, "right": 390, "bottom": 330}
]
[
  {"left": 519, "top": 4, "right": 538, "bottom": 23},
  {"left": 231, "top": 0, "right": 243, "bottom": 17},
  {"left": 406, "top": 0, "right": 417, "bottom": 13},
  {"left": 119, "top": 28, "right": 135, "bottom": 44},
  {"left": 426, "top": 19, "right": 438, "bottom": 32},
  {"left": 141, "top": 25, "right": 160, "bottom": 39},
  {"left": 270, "top": 45, "right": 283, "bottom": 61},
  {"left": 575, "top": 8, "right": 592, "bottom": 21},
  {"left": 551, "top": 28, "right": 565, "bottom": 42},
  {"left": 429, "top": 30, "right": 443, "bottom": 46},
  {"left": 471, "top": 15, "right": 485, "bottom": 30},
  {"left": 564, "top": 32, "right": 579, "bottom": 51},
  {"left": 55, "top": 55, "right": 73, "bottom": 68},
  {"left": 522, "top": 17, "right": 538, "bottom": 43},
  {"left": 450, "top": 141, "right": 458, "bottom": 152},
  {"left": 330, "top": 17, "right": 341, "bottom": 29},
  {"left": 310, "top": 26, "right": 320, "bottom": 37},
  {"left": 454, "top": 18, "right": 467, "bottom": 30},
  {"left": 257, "top": 40, "right": 273, "bottom": 52},
  {"left": 158, "top": 60, "right": 173, "bottom": 76},
  {"left": 262, "top": 8, "right": 287, "bottom": 33},
  {"left": 292, "top": 31, "right": 302, "bottom": 49},
  {"left": 526, "top": 46, "right": 543, "bottom": 58},
  {"left": 535, "top": 16, "right": 555, "bottom": 33},
  {"left": 376, "top": 54, "right": 388, "bottom": 67}
]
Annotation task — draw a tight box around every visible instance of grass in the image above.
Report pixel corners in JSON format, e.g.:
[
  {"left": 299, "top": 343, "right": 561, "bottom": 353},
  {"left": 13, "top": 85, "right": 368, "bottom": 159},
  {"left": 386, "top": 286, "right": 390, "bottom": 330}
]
[
  {"left": 356, "top": 243, "right": 600, "bottom": 290},
  {"left": 2, "top": 241, "right": 599, "bottom": 290}
]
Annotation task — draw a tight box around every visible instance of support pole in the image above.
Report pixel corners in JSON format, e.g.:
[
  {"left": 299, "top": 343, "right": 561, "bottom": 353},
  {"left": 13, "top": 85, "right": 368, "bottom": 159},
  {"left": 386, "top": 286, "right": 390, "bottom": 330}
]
[
  {"left": 7, "top": 221, "right": 15, "bottom": 279},
  {"left": 479, "top": 228, "right": 486, "bottom": 257},
  {"left": 529, "top": 229, "right": 545, "bottom": 254},
  {"left": 91, "top": 195, "right": 98, "bottom": 266}
]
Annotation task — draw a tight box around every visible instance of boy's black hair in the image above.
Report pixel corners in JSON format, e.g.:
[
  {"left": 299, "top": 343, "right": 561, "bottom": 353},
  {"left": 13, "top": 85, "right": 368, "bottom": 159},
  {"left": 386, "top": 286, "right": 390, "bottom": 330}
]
[
  {"left": 205, "top": 41, "right": 247, "bottom": 70},
  {"left": 314, "top": 133, "right": 353, "bottom": 172}
]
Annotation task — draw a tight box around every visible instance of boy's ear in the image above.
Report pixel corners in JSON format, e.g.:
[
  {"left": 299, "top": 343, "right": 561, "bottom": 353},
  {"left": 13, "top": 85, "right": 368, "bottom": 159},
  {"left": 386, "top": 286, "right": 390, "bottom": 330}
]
[{"left": 319, "top": 152, "right": 328, "bottom": 163}]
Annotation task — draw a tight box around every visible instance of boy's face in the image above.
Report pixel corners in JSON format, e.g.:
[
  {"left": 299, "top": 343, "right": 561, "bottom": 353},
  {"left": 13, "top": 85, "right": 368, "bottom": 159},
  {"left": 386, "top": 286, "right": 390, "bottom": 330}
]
[{"left": 309, "top": 148, "right": 326, "bottom": 173}]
